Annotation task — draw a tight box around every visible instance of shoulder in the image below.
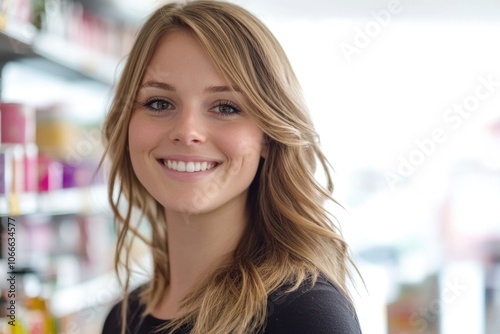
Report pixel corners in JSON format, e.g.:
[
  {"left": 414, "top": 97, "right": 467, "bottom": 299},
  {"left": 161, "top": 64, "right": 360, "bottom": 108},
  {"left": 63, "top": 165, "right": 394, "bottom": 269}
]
[
  {"left": 102, "top": 286, "right": 147, "bottom": 334},
  {"left": 265, "top": 276, "right": 362, "bottom": 334}
]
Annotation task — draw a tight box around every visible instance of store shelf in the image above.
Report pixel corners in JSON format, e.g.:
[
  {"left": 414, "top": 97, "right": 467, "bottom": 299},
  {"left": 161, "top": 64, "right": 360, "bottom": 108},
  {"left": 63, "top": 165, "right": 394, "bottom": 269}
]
[
  {"left": 51, "top": 257, "right": 151, "bottom": 318},
  {"left": 0, "top": 7, "right": 123, "bottom": 333},
  {"left": 0, "top": 21, "right": 119, "bottom": 85},
  {"left": 0, "top": 186, "right": 108, "bottom": 216},
  {"left": 0, "top": 18, "right": 36, "bottom": 59},
  {"left": 32, "top": 33, "right": 121, "bottom": 85}
]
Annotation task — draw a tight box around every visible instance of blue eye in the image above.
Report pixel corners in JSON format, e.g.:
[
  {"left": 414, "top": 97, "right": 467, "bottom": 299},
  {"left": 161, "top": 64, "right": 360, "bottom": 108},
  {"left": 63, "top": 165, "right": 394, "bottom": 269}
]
[
  {"left": 212, "top": 101, "right": 241, "bottom": 116},
  {"left": 144, "top": 98, "right": 174, "bottom": 112}
]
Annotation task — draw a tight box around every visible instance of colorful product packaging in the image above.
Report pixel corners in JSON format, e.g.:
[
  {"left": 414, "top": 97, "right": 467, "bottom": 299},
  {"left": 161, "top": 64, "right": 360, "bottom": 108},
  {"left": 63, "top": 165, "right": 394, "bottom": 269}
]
[
  {"left": 0, "top": 102, "right": 36, "bottom": 144},
  {"left": 24, "top": 143, "right": 38, "bottom": 192},
  {"left": 37, "top": 154, "right": 63, "bottom": 192},
  {"left": 0, "top": 144, "right": 38, "bottom": 193},
  {"left": 0, "top": 144, "right": 25, "bottom": 215},
  {"left": 0, "top": 144, "right": 25, "bottom": 194}
]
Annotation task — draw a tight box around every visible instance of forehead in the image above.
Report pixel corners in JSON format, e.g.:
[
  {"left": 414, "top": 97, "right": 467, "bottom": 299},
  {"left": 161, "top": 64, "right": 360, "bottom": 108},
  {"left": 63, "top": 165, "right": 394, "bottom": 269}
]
[{"left": 142, "top": 30, "right": 219, "bottom": 79}]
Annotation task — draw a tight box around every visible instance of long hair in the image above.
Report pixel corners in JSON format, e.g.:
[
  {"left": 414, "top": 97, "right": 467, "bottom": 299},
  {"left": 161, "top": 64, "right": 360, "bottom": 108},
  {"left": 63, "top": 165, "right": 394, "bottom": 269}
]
[{"left": 102, "top": 1, "right": 355, "bottom": 333}]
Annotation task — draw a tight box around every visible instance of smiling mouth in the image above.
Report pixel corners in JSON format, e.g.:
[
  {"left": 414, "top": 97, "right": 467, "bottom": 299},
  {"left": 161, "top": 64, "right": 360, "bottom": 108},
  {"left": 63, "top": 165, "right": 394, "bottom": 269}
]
[{"left": 159, "top": 159, "right": 219, "bottom": 172}]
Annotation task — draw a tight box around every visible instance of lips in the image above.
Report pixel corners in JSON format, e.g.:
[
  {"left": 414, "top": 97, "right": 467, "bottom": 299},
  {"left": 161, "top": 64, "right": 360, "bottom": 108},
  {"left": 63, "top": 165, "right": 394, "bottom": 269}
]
[{"left": 159, "top": 159, "right": 218, "bottom": 172}]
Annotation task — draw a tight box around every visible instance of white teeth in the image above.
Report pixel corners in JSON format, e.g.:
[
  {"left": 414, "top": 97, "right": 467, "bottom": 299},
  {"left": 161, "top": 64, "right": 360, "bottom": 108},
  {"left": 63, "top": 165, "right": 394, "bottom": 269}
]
[{"left": 163, "top": 160, "right": 217, "bottom": 173}]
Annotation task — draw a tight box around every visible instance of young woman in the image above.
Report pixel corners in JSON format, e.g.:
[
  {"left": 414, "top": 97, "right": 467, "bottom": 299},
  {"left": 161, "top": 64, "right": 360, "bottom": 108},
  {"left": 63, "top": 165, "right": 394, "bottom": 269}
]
[{"left": 102, "top": 1, "right": 361, "bottom": 333}]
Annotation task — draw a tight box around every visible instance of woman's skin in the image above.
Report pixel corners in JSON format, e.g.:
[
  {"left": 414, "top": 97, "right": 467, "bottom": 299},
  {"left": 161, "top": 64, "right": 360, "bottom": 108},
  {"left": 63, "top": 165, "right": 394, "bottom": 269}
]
[{"left": 128, "top": 30, "right": 267, "bottom": 319}]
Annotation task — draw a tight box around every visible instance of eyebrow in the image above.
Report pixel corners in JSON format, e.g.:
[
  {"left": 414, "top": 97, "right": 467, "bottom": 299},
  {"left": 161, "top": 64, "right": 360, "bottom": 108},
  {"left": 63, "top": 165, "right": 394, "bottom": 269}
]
[
  {"left": 139, "top": 81, "right": 176, "bottom": 91},
  {"left": 139, "top": 81, "right": 240, "bottom": 94},
  {"left": 204, "top": 85, "right": 241, "bottom": 93}
]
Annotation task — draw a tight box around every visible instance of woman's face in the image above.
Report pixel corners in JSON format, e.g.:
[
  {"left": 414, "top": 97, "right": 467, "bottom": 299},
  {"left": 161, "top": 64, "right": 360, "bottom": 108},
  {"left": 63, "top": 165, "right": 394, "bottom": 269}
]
[{"left": 128, "top": 30, "right": 266, "bottom": 216}]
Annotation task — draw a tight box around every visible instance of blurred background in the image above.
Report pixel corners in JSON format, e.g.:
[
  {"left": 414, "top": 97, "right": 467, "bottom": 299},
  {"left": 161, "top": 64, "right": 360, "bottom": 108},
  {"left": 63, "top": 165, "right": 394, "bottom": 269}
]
[{"left": 0, "top": 0, "right": 499, "bottom": 333}]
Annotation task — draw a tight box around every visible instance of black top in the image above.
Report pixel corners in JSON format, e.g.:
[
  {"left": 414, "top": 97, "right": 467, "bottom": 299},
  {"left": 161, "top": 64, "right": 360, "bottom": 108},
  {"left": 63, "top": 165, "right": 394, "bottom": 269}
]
[{"left": 102, "top": 276, "right": 362, "bottom": 333}]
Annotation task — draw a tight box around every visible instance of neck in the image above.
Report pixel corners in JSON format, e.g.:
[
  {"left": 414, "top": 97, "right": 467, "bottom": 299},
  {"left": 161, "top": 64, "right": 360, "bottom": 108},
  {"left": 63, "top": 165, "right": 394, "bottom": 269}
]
[{"left": 157, "top": 198, "right": 248, "bottom": 317}]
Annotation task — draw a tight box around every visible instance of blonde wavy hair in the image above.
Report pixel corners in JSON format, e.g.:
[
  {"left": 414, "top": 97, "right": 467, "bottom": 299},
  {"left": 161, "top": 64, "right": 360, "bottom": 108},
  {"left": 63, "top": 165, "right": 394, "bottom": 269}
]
[{"left": 102, "top": 1, "right": 356, "bottom": 333}]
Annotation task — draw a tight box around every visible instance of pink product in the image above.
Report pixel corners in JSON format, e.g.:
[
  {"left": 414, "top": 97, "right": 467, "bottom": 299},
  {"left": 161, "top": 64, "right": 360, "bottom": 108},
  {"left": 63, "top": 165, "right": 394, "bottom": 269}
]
[
  {"left": 0, "top": 102, "right": 36, "bottom": 144},
  {"left": 24, "top": 144, "right": 38, "bottom": 192},
  {"left": 0, "top": 0, "right": 32, "bottom": 22},
  {"left": 38, "top": 155, "right": 63, "bottom": 192}
]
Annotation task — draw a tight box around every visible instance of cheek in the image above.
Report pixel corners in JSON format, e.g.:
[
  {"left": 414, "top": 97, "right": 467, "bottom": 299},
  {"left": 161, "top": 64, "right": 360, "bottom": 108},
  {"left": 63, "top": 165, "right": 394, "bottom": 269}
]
[
  {"left": 128, "top": 113, "right": 159, "bottom": 156},
  {"left": 221, "top": 127, "right": 264, "bottom": 170},
  {"left": 127, "top": 114, "right": 167, "bottom": 185}
]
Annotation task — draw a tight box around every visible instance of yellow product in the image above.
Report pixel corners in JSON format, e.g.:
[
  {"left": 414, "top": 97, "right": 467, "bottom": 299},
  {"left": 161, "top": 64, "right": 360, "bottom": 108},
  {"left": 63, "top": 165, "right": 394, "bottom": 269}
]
[
  {"left": 6, "top": 318, "right": 28, "bottom": 334},
  {"left": 25, "top": 297, "right": 55, "bottom": 334},
  {"left": 36, "top": 122, "right": 78, "bottom": 159},
  {"left": 0, "top": 13, "right": 6, "bottom": 30}
]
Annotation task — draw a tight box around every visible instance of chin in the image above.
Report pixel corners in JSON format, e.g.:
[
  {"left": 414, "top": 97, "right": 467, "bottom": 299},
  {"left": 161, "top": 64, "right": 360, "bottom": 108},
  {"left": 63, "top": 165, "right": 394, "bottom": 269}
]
[{"left": 160, "top": 196, "right": 214, "bottom": 217}]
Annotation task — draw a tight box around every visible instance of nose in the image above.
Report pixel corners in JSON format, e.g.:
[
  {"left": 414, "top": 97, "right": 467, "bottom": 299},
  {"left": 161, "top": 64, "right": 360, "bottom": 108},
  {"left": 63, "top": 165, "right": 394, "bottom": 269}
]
[{"left": 169, "top": 106, "right": 206, "bottom": 145}]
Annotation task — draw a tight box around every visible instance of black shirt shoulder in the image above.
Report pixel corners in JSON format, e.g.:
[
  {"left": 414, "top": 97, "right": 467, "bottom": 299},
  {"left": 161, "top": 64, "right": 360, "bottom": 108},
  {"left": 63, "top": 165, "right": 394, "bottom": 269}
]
[
  {"left": 265, "top": 276, "right": 362, "bottom": 334},
  {"left": 102, "top": 286, "right": 175, "bottom": 334},
  {"left": 102, "top": 285, "right": 144, "bottom": 334},
  {"left": 103, "top": 277, "right": 362, "bottom": 334}
]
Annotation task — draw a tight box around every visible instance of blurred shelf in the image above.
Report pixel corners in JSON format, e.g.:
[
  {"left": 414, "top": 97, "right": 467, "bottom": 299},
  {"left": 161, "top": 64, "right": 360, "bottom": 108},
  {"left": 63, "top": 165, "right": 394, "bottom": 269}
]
[
  {"left": 0, "top": 186, "right": 108, "bottom": 216},
  {"left": 0, "top": 18, "right": 36, "bottom": 58},
  {"left": 51, "top": 258, "right": 150, "bottom": 318},
  {"left": 32, "top": 33, "right": 121, "bottom": 84},
  {"left": 50, "top": 270, "right": 121, "bottom": 318},
  {"left": 0, "top": 19, "right": 119, "bottom": 85}
]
